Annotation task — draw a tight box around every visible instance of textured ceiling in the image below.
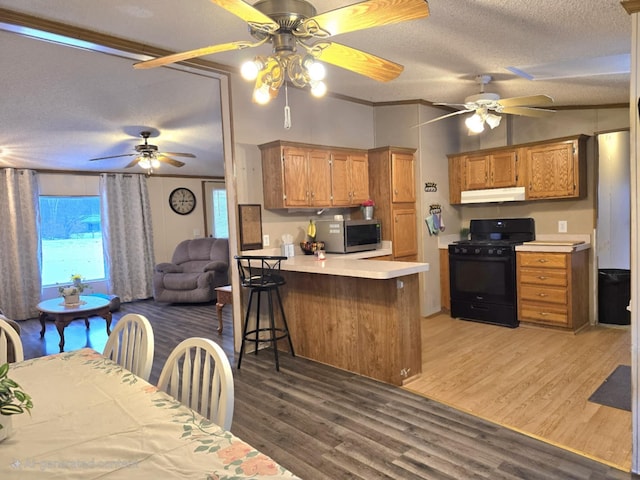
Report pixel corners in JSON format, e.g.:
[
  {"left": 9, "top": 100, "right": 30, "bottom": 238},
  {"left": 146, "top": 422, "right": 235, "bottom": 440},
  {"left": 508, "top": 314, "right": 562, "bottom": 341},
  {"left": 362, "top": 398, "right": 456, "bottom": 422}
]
[{"left": 0, "top": 0, "right": 631, "bottom": 176}]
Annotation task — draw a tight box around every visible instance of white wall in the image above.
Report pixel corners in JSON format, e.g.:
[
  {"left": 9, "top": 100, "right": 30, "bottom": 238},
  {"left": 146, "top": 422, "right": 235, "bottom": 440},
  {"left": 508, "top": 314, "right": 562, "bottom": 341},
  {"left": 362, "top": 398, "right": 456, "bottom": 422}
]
[
  {"left": 597, "top": 130, "right": 631, "bottom": 269},
  {"left": 372, "top": 103, "right": 460, "bottom": 316}
]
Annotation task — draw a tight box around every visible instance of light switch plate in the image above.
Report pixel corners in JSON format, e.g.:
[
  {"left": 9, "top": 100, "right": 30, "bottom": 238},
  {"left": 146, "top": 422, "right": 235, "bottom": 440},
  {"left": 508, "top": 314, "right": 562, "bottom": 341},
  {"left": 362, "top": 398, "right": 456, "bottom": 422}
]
[{"left": 263, "top": 234, "right": 270, "bottom": 246}]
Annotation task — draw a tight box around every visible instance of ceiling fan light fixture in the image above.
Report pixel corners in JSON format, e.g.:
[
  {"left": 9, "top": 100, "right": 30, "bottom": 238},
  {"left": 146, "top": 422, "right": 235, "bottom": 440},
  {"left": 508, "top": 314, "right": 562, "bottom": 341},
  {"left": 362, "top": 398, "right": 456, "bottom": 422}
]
[
  {"left": 138, "top": 155, "right": 151, "bottom": 169},
  {"left": 465, "top": 113, "right": 485, "bottom": 133},
  {"left": 253, "top": 83, "right": 272, "bottom": 105},
  {"left": 240, "top": 58, "right": 263, "bottom": 81},
  {"left": 303, "top": 56, "right": 325, "bottom": 81},
  {"left": 485, "top": 113, "right": 502, "bottom": 129},
  {"left": 310, "top": 80, "right": 327, "bottom": 98}
]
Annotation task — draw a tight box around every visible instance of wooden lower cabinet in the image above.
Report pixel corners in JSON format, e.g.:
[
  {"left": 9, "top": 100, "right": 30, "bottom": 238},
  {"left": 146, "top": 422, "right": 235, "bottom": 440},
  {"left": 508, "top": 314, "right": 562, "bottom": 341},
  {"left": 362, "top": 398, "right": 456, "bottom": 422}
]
[
  {"left": 392, "top": 207, "right": 417, "bottom": 259},
  {"left": 516, "top": 250, "right": 589, "bottom": 331},
  {"left": 439, "top": 248, "right": 450, "bottom": 311}
]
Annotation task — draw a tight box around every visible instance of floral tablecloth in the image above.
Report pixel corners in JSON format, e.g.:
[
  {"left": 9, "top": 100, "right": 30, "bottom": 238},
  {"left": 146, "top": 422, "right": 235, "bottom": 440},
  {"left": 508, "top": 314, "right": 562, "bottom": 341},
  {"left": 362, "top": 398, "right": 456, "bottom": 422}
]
[{"left": 0, "top": 349, "right": 301, "bottom": 479}]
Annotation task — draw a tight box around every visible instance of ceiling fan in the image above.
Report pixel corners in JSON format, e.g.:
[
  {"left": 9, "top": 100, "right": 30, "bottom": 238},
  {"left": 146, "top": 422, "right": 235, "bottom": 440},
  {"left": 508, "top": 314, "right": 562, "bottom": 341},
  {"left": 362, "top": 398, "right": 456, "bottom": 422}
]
[
  {"left": 414, "top": 75, "right": 555, "bottom": 133},
  {"left": 88, "top": 131, "right": 196, "bottom": 171},
  {"left": 133, "top": 0, "right": 430, "bottom": 104}
]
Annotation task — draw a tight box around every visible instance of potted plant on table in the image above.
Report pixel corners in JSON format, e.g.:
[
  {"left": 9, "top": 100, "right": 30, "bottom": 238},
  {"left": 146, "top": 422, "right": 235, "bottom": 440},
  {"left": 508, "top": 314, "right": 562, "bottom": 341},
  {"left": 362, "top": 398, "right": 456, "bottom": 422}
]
[
  {"left": 58, "top": 273, "right": 90, "bottom": 306},
  {"left": 0, "top": 363, "right": 33, "bottom": 441}
]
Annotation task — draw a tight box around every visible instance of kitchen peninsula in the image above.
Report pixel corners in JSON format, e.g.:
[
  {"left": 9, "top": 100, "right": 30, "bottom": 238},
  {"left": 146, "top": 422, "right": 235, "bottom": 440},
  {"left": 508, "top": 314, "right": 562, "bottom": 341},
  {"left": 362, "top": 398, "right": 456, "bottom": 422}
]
[{"left": 247, "top": 248, "right": 429, "bottom": 386}]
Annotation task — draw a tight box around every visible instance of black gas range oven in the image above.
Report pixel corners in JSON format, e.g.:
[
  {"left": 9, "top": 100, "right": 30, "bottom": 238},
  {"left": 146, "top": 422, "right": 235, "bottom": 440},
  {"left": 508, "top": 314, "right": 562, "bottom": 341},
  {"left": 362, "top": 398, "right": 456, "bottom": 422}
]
[{"left": 448, "top": 218, "right": 535, "bottom": 328}]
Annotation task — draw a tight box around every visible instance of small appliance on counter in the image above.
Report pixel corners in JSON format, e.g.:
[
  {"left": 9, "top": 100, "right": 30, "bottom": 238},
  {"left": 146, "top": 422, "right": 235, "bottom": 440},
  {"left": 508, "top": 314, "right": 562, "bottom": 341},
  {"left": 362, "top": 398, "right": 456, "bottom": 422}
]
[{"left": 315, "top": 219, "right": 381, "bottom": 254}]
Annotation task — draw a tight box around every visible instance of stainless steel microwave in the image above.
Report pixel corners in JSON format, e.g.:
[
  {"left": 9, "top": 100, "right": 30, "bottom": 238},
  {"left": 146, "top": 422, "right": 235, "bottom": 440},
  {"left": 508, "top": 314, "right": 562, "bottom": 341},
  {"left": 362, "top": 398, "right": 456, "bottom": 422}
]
[{"left": 315, "top": 219, "right": 382, "bottom": 253}]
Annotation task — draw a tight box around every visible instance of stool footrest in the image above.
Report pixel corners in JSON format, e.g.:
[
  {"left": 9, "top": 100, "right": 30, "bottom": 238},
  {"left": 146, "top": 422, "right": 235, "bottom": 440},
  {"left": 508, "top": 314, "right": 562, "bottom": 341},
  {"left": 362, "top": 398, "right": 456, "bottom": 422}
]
[{"left": 243, "top": 328, "right": 290, "bottom": 343}]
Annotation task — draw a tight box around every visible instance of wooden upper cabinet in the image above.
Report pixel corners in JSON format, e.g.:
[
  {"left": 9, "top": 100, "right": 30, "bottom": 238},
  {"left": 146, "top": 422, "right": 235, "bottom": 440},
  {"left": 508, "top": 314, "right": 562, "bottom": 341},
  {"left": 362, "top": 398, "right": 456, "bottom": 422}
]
[
  {"left": 259, "top": 140, "right": 367, "bottom": 209},
  {"left": 348, "top": 152, "right": 370, "bottom": 204},
  {"left": 330, "top": 151, "right": 369, "bottom": 206},
  {"left": 447, "top": 135, "right": 588, "bottom": 205},
  {"left": 491, "top": 151, "right": 518, "bottom": 187},
  {"left": 464, "top": 150, "right": 518, "bottom": 190},
  {"left": 525, "top": 138, "right": 586, "bottom": 200},
  {"left": 281, "top": 147, "right": 310, "bottom": 207},
  {"left": 306, "top": 149, "right": 332, "bottom": 206},
  {"left": 279, "top": 147, "right": 331, "bottom": 207},
  {"left": 391, "top": 152, "right": 416, "bottom": 203}
]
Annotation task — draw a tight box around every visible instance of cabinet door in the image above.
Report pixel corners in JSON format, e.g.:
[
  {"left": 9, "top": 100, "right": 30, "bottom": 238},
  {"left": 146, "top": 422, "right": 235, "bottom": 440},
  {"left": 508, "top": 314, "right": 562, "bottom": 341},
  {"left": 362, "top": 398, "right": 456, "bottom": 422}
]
[
  {"left": 349, "top": 152, "right": 369, "bottom": 204},
  {"left": 526, "top": 142, "right": 576, "bottom": 199},
  {"left": 307, "top": 149, "right": 332, "bottom": 206},
  {"left": 464, "top": 154, "right": 489, "bottom": 190},
  {"left": 490, "top": 151, "right": 517, "bottom": 187},
  {"left": 330, "top": 152, "right": 351, "bottom": 206},
  {"left": 439, "top": 249, "right": 450, "bottom": 311},
  {"left": 331, "top": 151, "right": 369, "bottom": 206},
  {"left": 282, "top": 147, "right": 310, "bottom": 206},
  {"left": 392, "top": 208, "right": 417, "bottom": 258},
  {"left": 391, "top": 152, "right": 415, "bottom": 203},
  {"left": 465, "top": 151, "right": 516, "bottom": 189}
]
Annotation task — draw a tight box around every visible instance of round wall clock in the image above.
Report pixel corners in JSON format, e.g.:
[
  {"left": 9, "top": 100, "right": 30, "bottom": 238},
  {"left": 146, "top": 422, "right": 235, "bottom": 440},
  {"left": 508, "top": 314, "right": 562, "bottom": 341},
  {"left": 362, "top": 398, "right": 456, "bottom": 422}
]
[{"left": 169, "top": 187, "right": 196, "bottom": 215}]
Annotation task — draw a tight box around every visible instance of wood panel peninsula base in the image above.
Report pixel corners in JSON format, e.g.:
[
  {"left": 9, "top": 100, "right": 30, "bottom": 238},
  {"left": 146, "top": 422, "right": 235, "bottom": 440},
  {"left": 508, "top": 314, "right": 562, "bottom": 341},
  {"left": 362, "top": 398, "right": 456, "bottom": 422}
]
[{"left": 270, "top": 253, "right": 428, "bottom": 386}]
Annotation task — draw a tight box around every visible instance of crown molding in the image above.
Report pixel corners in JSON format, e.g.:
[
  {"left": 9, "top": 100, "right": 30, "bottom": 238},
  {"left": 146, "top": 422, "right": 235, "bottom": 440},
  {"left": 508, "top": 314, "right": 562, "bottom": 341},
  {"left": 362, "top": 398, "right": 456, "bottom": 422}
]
[{"left": 622, "top": 0, "right": 640, "bottom": 14}]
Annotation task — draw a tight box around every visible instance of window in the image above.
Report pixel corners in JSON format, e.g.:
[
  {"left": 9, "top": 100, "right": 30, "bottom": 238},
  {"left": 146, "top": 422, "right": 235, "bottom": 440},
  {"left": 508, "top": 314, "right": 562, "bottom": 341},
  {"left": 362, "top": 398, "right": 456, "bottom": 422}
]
[
  {"left": 39, "top": 196, "right": 105, "bottom": 286},
  {"left": 204, "top": 181, "right": 228, "bottom": 238}
]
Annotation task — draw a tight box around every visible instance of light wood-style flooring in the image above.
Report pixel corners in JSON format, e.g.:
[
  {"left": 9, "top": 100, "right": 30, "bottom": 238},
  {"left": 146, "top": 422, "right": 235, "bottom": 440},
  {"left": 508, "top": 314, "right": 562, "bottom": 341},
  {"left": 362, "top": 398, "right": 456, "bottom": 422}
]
[{"left": 405, "top": 314, "right": 632, "bottom": 471}]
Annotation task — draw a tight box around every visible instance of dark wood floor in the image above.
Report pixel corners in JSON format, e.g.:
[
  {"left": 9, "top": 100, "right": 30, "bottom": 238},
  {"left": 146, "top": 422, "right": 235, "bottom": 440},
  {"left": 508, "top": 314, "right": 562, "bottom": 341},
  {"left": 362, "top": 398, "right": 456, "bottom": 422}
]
[{"left": 17, "top": 299, "right": 637, "bottom": 480}]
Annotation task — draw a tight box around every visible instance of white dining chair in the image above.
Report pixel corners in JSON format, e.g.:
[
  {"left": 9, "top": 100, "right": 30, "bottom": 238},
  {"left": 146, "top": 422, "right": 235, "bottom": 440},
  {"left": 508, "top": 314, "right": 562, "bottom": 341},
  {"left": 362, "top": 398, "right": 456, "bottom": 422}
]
[
  {"left": 103, "top": 313, "right": 154, "bottom": 381},
  {"left": 0, "top": 316, "right": 24, "bottom": 363},
  {"left": 157, "top": 337, "right": 234, "bottom": 430}
]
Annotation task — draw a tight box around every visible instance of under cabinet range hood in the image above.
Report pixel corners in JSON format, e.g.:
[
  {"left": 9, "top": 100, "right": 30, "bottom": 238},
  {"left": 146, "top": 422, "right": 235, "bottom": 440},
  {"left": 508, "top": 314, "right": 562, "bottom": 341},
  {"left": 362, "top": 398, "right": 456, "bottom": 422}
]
[{"left": 460, "top": 186, "right": 526, "bottom": 204}]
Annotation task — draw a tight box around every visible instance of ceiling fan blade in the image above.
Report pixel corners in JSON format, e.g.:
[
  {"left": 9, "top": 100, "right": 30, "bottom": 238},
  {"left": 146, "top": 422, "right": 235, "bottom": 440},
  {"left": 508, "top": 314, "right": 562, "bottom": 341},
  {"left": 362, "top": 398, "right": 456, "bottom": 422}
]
[
  {"left": 498, "top": 94, "right": 554, "bottom": 108},
  {"left": 89, "top": 153, "right": 136, "bottom": 161},
  {"left": 133, "top": 40, "right": 258, "bottom": 70},
  {"left": 316, "top": 42, "right": 402, "bottom": 82},
  {"left": 411, "top": 109, "right": 469, "bottom": 128},
  {"left": 302, "top": 0, "right": 429, "bottom": 37},
  {"left": 210, "top": 0, "right": 279, "bottom": 28},
  {"left": 433, "top": 102, "right": 468, "bottom": 107},
  {"left": 160, "top": 152, "right": 196, "bottom": 158},
  {"left": 124, "top": 158, "right": 141, "bottom": 168},
  {"left": 500, "top": 106, "right": 556, "bottom": 117},
  {"left": 158, "top": 156, "right": 186, "bottom": 168}
]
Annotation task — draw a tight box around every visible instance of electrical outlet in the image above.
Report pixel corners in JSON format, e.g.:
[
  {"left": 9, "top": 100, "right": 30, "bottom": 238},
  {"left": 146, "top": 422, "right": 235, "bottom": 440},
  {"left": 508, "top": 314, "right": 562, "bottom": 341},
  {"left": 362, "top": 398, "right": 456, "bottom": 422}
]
[
  {"left": 558, "top": 220, "right": 567, "bottom": 233},
  {"left": 263, "top": 234, "right": 270, "bottom": 246}
]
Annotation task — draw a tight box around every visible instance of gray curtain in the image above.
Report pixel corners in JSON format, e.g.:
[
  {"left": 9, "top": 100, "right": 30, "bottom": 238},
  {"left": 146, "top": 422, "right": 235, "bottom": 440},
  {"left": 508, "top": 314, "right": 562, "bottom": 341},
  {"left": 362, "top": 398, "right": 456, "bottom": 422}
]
[
  {"left": 0, "top": 169, "right": 41, "bottom": 320},
  {"left": 100, "top": 174, "right": 155, "bottom": 303}
]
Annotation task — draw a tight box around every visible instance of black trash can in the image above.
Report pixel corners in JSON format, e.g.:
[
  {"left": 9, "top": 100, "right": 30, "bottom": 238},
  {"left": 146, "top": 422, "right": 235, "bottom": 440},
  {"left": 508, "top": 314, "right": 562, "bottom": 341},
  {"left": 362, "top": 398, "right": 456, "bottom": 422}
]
[{"left": 598, "top": 269, "right": 631, "bottom": 325}]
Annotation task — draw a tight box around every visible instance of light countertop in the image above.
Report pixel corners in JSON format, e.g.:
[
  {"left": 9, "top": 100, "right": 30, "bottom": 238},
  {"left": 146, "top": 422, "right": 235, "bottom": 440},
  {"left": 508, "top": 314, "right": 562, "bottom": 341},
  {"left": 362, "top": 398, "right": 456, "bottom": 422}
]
[
  {"left": 516, "top": 234, "right": 591, "bottom": 253},
  {"left": 241, "top": 243, "right": 429, "bottom": 280}
]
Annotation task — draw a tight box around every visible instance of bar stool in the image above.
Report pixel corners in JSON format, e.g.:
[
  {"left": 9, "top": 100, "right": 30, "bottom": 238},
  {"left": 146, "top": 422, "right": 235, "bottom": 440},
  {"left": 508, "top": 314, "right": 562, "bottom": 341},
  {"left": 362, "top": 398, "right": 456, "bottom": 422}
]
[{"left": 235, "top": 255, "right": 295, "bottom": 371}]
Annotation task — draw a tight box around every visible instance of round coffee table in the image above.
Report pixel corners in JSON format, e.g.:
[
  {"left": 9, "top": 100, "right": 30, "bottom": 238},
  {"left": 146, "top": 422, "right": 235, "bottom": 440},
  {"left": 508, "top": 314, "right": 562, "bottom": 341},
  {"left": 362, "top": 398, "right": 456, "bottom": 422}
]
[{"left": 37, "top": 295, "right": 112, "bottom": 352}]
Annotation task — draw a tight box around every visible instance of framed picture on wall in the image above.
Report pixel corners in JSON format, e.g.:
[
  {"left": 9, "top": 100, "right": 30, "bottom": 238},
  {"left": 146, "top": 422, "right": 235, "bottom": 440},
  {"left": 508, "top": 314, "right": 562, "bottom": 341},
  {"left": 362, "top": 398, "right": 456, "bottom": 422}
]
[{"left": 238, "top": 204, "right": 263, "bottom": 251}]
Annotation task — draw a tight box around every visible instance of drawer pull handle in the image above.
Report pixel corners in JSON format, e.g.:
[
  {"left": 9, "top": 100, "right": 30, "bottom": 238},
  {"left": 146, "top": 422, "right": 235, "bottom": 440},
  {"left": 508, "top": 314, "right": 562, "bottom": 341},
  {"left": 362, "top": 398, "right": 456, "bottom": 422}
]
[
  {"left": 538, "top": 293, "right": 548, "bottom": 297},
  {"left": 537, "top": 276, "right": 547, "bottom": 280},
  {"left": 537, "top": 259, "right": 548, "bottom": 263},
  {"left": 539, "top": 312, "right": 550, "bottom": 316}
]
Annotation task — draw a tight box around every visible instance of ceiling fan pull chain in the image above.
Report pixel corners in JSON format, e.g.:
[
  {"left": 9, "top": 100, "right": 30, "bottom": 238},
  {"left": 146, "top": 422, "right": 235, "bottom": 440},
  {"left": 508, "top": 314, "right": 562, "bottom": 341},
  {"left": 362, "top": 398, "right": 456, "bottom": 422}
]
[{"left": 284, "top": 83, "right": 292, "bottom": 130}]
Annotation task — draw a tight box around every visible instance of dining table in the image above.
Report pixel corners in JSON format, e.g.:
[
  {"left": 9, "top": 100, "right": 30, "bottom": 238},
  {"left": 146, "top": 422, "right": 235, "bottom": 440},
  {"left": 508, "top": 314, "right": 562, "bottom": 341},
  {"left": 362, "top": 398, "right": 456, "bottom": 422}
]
[{"left": 0, "top": 348, "right": 301, "bottom": 479}]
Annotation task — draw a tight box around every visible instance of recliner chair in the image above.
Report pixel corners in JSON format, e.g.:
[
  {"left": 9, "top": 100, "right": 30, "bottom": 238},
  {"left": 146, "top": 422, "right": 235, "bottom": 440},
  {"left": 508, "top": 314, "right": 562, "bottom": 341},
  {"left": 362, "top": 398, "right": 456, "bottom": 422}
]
[{"left": 153, "top": 238, "right": 229, "bottom": 303}]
